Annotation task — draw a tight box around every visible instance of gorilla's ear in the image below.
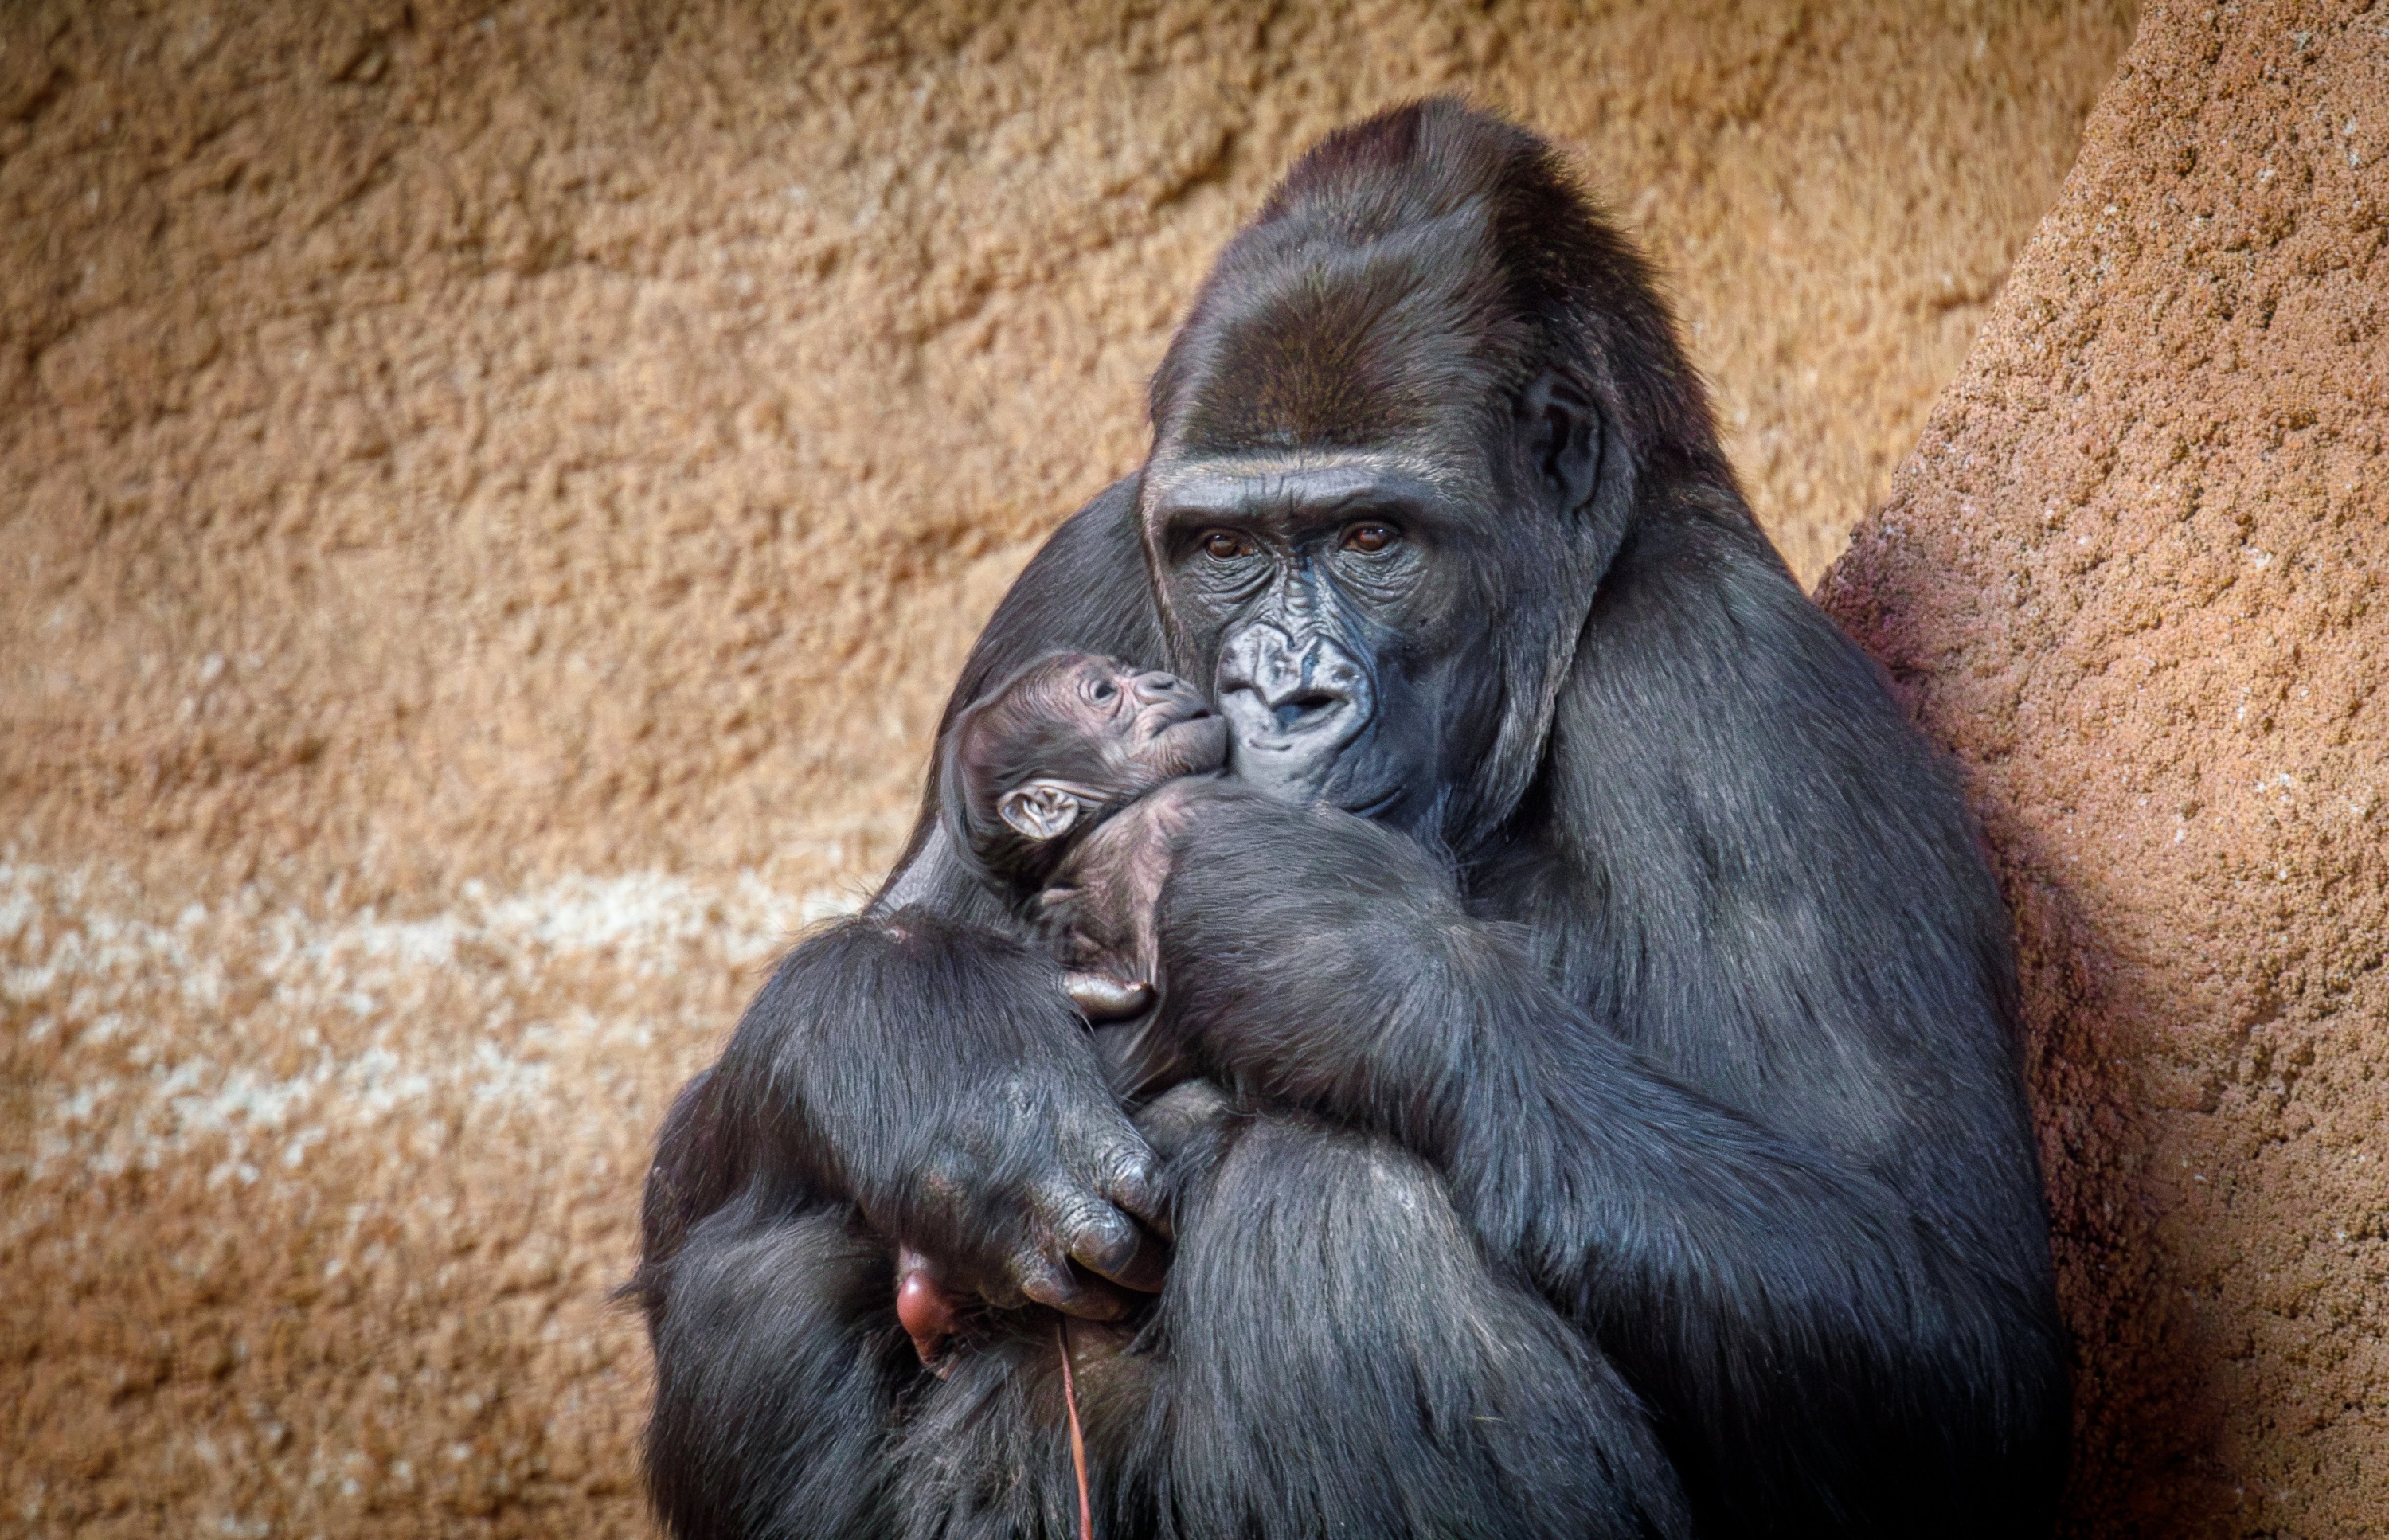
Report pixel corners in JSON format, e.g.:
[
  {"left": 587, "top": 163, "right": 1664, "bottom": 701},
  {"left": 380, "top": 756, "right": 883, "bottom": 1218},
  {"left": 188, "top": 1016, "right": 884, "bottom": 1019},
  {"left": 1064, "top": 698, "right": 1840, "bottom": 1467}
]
[
  {"left": 1518, "top": 369, "right": 1603, "bottom": 515},
  {"left": 998, "top": 780, "right": 1085, "bottom": 842}
]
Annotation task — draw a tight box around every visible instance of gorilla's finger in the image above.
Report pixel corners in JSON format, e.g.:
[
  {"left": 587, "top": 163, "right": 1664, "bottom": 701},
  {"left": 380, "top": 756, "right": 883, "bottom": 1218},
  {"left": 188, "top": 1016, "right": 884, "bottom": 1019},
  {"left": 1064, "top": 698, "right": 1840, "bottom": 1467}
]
[
  {"left": 1010, "top": 1248, "right": 1132, "bottom": 1321},
  {"left": 1034, "top": 1179, "right": 1164, "bottom": 1290},
  {"left": 1093, "top": 1142, "right": 1167, "bottom": 1232},
  {"left": 972, "top": 1269, "right": 1030, "bottom": 1312},
  {"left": 1063, "top": 1202, "right": 1167, "bottom": 1292}
]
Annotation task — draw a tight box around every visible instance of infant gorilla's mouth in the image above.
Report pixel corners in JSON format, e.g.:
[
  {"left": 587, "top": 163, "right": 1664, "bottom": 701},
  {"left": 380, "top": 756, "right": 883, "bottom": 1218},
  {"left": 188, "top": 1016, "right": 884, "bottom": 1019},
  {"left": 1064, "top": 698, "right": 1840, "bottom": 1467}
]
[
  {"left": 1136, "top": 699, "right": 1214, "bottom": 738},
  {"left": 1149, "top": 711, "right": 1232, "bottom": 774}
]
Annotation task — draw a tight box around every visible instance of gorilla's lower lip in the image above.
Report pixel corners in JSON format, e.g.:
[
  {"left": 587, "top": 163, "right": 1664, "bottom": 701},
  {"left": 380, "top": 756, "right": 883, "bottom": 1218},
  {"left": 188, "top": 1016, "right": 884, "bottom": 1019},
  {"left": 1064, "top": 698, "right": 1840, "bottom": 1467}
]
[{"left": 1344, "top": 790, "right": 1402, "bottom": 819}]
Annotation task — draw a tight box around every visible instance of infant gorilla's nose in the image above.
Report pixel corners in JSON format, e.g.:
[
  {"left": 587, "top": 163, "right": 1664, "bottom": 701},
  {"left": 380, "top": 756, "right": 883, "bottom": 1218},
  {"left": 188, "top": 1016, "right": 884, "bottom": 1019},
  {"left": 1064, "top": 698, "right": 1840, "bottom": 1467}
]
[{"left": 1130, "top": 670, "right": 1207, "bottom": 713}]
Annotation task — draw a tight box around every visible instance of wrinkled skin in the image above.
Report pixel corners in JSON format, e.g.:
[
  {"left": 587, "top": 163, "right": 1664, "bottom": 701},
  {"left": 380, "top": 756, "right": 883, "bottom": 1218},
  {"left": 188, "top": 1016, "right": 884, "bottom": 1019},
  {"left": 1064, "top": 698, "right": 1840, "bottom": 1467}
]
[{"left": 1146, "top": 455, "right": 1520, "bottom": 823}]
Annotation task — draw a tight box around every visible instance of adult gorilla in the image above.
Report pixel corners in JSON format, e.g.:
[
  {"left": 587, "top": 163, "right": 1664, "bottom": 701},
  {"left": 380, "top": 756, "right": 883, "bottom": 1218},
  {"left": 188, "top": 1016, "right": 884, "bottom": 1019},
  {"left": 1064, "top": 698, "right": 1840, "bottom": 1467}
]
[{"left": 634, "top": 100, "right": 2068, "bottom": 1539}]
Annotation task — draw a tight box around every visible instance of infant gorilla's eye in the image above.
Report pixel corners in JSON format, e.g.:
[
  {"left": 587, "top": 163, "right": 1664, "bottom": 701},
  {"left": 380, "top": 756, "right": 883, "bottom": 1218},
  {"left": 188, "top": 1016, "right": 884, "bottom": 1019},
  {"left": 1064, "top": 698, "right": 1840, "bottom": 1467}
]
[
  {"left": 1089, "top": 678, "right": 1116, "bottom": 702},
  {"left": 1202, "top": 530, "right": 1249, "bottom": 561},
  {"left": 1341, "top": 522, "right": 1399, "bottom": 555}
]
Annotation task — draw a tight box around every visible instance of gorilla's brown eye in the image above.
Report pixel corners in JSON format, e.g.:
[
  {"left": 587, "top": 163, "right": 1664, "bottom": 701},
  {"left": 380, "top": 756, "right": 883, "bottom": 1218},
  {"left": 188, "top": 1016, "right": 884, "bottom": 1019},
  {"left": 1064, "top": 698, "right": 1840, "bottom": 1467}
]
[
  {"left": 1343, "top": 522, "right": 1399, "bottom": 554},
  {"left": 1090, "top": 678, "right": 1116, "bottom": 702},
  {"left": 1202, "top": 531, "right": 1249, "bottom": 561}
]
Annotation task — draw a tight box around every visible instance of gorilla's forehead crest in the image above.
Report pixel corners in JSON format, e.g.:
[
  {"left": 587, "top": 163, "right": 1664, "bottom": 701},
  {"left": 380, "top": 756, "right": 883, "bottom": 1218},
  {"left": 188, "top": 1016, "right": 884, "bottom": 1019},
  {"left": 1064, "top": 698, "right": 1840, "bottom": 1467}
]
[
  {"left": 1159, "top": 213, "right": 1525, "bottom": 454},
  {"left": 1150, "top": 95, "right": 1711, "bottom": 473}
]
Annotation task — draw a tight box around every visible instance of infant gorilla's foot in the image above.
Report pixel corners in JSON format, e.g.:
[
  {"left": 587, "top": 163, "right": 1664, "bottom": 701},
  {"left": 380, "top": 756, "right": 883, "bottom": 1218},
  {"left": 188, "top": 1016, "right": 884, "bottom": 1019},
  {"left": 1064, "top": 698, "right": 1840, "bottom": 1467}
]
[
  {"left": 896, "top": 1247, "right": 961, "bottom": 1374},
  {"left": 1065, "top": 971, "right": 1155, "bottom": 1022}
]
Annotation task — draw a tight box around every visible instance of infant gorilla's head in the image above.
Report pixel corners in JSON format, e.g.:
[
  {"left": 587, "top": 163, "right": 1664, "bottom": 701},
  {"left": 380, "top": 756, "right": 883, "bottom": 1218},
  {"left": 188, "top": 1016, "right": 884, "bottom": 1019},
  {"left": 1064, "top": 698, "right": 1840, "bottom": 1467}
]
[{"left": 942, "top": 651, "right": 1230, "bottom": 894}]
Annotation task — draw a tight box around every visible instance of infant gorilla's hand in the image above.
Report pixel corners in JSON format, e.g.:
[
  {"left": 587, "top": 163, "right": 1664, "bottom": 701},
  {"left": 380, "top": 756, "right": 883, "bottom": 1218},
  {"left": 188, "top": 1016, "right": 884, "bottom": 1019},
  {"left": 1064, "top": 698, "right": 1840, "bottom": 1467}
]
[{"left": 1065, "top": 971, "right": 1155, "bottom": 1022}]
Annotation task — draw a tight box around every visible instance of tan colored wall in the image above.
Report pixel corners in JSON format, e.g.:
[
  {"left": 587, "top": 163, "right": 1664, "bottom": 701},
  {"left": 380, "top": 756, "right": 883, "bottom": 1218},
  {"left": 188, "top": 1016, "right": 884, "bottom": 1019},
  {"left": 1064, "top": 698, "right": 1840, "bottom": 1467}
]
[
  {"left": 1820, "top": 2, "right": 2389, "bottom": 1533},
  {"left": 0, "top": 3, "right": 2132, "bottom": 1535}
]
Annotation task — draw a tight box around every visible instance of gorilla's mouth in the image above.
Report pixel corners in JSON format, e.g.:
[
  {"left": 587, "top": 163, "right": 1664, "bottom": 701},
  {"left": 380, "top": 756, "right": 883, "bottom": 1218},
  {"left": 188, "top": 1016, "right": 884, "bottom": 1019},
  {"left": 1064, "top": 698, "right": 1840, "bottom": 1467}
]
[{"left": 1268, "top": 692, "right": 1343, "bottom": 730}]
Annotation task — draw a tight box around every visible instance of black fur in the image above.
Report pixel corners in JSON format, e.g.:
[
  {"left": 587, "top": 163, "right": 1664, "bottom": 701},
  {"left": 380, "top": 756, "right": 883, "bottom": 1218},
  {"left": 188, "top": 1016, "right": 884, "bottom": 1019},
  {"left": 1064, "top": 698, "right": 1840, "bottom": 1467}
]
[{"left": 633, "top": 98, "right": 2067, "bottom": 1538}]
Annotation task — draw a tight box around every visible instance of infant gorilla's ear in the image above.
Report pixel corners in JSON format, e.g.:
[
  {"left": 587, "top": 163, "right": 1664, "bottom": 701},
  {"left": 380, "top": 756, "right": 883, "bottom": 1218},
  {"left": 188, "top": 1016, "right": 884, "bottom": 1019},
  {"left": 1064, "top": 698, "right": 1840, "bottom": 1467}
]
[{"left": 996, "top": 779, "right": 1085, "bottom": 842}]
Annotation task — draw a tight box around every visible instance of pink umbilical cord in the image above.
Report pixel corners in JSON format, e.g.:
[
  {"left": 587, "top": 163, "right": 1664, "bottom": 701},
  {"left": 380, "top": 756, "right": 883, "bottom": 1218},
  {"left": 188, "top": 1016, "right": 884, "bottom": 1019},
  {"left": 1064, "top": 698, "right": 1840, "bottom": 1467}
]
[{"left": 1056, "top": 1319, "right": 1092, "bottom": 1540}]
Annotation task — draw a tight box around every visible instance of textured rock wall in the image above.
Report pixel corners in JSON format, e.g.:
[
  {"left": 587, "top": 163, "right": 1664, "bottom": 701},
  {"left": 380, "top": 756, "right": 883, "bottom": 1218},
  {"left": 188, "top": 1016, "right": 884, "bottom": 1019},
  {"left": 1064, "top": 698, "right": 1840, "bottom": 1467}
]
[
  {"left": 1820, "top": 2, "right": 2389, "bottom": 1534},
  {"left": 0, "top": 2, "right": 2133, "bottom": 1536}
]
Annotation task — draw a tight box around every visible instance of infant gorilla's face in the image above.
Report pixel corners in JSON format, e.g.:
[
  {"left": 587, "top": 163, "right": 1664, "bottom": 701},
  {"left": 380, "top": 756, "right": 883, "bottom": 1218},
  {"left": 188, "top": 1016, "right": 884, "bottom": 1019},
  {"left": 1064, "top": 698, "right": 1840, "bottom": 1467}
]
[{"left": 992, "top": 655, "right": 1230, "bottom": 845}]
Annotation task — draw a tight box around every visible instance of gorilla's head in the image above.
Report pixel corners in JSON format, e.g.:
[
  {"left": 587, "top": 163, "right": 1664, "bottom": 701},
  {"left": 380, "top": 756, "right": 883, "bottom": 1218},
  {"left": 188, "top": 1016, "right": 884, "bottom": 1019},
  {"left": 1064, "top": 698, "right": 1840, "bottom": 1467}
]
[{"left": 1137, "top": 99, "right": 1726, "bottom": 854}]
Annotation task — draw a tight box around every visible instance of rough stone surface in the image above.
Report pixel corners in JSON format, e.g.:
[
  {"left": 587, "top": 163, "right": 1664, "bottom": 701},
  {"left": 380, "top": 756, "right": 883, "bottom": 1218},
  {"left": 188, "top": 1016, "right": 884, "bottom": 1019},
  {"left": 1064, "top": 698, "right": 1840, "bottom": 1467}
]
[
  {"left": 1820, "top": 2, "right": 2389, "bottom": 1534},
  {"left": 0, "top": 2, "right": 2131, "bottom": 1535}
]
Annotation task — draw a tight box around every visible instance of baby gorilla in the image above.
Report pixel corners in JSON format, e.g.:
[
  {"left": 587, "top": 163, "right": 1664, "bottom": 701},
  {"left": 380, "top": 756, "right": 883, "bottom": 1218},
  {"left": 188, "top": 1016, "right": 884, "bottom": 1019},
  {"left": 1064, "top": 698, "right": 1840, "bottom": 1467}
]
[
  {"left": 944, "top": 650, "right": 1233, "bottom": 1030},
  {"left": 896, "top": 651, "right": 1234, "bottom": 1367}
]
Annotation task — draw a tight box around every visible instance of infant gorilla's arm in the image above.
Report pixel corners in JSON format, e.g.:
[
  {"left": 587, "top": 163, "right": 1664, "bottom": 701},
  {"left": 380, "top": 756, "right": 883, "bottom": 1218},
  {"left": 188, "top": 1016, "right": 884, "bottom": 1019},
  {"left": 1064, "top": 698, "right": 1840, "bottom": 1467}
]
[
  {"left": 1038, "top": 777, "right": 1211, "bottom": 1014},
  {"left": 1041, "top": 779, "right": 1221, "bottom": 1097}
]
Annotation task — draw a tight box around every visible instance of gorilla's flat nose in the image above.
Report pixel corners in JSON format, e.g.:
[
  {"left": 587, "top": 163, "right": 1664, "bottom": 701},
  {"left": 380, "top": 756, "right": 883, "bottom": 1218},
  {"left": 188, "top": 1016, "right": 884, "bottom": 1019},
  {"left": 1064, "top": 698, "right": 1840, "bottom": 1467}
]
[
  {"left": 1215, "top": 623, "right": 1371, "bottom": 804},
  {"left": 1233, "top": 639, "right": 1367, "bottom": 730},
  {"left": 1216, "top": 625, "right": 1367, "bottom": 737}
]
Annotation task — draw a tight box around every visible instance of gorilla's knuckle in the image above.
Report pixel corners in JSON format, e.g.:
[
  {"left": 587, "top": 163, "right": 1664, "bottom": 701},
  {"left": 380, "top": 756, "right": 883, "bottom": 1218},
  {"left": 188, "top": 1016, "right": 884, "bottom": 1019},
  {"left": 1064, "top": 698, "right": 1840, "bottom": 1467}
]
[
  {"left": 1007, "top": 1247, "right": 1071, "bottom": 1303},
  {"left": 1070, "top": 1206, "right": 1136, "bottom": 1263},
  {"left": 1030, "top": 1178, "right": 1105, "bottom": 1237},
  {"left": 1081, "top": 1122, "right": 1152, "bottom": 1178}
]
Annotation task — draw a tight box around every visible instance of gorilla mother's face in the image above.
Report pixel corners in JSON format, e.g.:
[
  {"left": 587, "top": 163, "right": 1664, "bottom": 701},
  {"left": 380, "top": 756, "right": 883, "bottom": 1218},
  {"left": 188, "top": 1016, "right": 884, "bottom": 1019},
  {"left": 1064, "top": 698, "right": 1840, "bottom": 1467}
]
[
  {"left": 1138, "top": 445, "right": 1508, "bottom": 830},
  {"left": 1133, "top": 201, "right": 1615, "bottom": 837}
]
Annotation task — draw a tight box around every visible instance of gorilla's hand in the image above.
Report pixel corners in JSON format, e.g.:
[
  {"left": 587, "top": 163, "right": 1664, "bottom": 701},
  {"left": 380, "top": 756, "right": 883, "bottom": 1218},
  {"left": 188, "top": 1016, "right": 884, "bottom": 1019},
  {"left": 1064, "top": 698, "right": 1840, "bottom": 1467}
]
[
  {"left": 888, "top": 1047, "right": 1170, "bottom": 1319},
  {"left": 720, "top": 910, "right": 1167, "bottom": 1319}
]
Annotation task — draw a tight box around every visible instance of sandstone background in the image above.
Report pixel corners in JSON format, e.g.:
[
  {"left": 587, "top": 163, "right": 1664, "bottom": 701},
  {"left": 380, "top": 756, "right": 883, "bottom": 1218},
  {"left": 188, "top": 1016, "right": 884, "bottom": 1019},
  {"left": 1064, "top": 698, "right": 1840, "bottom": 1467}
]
[
  {"left": 1820, "top": 1, "right": 2389, "bottom": 1533},
  {"left": 17, "top": 0, "right": 2352, "bottom": 1534}
]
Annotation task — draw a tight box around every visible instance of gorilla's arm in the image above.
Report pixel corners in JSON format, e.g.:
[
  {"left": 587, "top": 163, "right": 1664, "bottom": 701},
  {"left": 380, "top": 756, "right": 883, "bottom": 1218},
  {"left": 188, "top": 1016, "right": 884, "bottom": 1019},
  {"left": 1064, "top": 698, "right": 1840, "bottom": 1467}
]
[
  {"left": 1146, "top": 517, "right": 2066, "bottom": 1534},
  {"left": 1155, "top": 797, "right": 2051, "bottom": 1527},
  {"left": 712, "top": 913, "right": 1164, "bottom": 1308},
  {"left": 643, "top": 480, "right": 1172, "bottom": 1311},
  {"left": 1154, "top": 795, "right": 1946, "bottom": 1307}
]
